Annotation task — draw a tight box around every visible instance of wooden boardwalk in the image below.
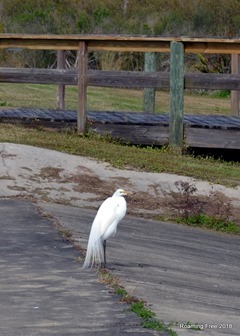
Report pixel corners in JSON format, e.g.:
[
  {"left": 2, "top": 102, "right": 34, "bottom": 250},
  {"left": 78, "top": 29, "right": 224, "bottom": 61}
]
[{"left": 0, "top": 107, "right": 240, "bottom": 149}]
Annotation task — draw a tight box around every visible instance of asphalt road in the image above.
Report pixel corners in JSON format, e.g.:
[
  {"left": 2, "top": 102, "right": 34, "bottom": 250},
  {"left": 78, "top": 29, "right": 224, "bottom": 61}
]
[
  {"left": 40, "top": 201, "right": 240, "bottom": 336},
  {"left": 0, "top": 199, "right": 158, "bottom": 336}
]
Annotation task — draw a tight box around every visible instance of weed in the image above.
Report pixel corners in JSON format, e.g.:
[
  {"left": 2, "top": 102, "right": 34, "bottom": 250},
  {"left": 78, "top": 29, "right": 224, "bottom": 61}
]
[
  {"left": 179, "top": 214, "right": 240, "bottom": 234},
  {"left": 130, "top": 301, "right": 177, "bottom": 335},
  {"left": 58, "top": 228, "right": 73, "bottom": 239},
  {"left": 172, "top": 181, "right": 203, "bottom": 218},
  {"left": 168, "top": 181, "right": 240, "bottom": 234},
  {"left": 130, "top": 300, "right": 155, "bottom": 319},
  {"left": 98, "top": 269, "right": 177, "bottom": 335}
]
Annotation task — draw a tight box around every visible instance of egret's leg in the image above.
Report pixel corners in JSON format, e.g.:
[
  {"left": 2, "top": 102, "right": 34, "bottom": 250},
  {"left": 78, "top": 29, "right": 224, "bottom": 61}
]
[{"left": 103, "top": 239, "right": 107, "bottom": 268}]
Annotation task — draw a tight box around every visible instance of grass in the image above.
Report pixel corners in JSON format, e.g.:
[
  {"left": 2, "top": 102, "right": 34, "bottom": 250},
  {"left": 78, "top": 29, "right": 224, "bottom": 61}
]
[
  {"left": 0, "top": 123, "right": 239, "bottom": 188},
  {"left": 0, "top": 83, "right": 231, "bottom": 114},
  {"left": 99, "top": 270, "right": 177, "bottom": 335},
  {"left": 178, "top": 214, "right": 240, "bottom": 235}
]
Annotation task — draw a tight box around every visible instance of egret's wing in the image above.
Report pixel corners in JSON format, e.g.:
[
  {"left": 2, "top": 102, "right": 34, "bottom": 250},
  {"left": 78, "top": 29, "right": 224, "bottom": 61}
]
[
  {"left": 82, "top": 197, "right": 116, "bottom": 268},
  {"left": 82, "top": 196, "right": 126, "bottom": 268},
  {"left": 94, "top": 197, "right": 120, "bottom": 238}
]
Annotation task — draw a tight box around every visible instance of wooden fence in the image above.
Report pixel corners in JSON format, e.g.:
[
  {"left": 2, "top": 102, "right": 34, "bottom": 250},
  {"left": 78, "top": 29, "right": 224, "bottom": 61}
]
[{"left": 1, "top": 34, "right": 240, "bottom": 147}]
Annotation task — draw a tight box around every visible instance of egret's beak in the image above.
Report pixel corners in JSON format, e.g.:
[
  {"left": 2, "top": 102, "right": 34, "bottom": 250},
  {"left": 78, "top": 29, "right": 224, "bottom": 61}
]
[{"left": 123, "top": 190, "right": 132, "bottom": 196}]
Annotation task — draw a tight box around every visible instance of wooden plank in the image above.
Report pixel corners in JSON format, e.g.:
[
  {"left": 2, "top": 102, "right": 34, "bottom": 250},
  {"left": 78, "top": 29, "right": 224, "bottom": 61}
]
[
  {"left": 77, "top": 41, "right": 88, "bottom": 133},
  {"left": 2, "top": 67, "right": 240, "bottom": 91},
  {"left": 56, "top": 50, "right": 66, "bottom": 110},
  {"left": 143, "top": 52, "right": 156, "bottom": 113},
  {"left": 185, "top": 127, "right": 240, "bottom": 149},
  {"left": 231, "top": 54, "right": 240, "bottom": 116},
  {"left": 88, "top": 70, "right": 169, "bottom": 88},
  {"left": 169, "top": 41, "right": 184, "bottom": 148},
  {"left": 0, "top": 68, "right": 77, "bottom": 85},
  {"left": 183, "top": 41, "right": 240, "bottom": 54},
  {"left": 89, "top": 124, "right": 169, "bottom": 146},
  {"left": 87, "top": 40, "right": 171, "bottom": 52},
  {"left": 2, "top": 33, "right": 240, "bottom": 43},
  {"left": 2, "top": 34, "right": 240, "bottom": 53},
  {"left": 185, "top": 73, "right": 240, "bottom": 90},
  {"left": 0, "top": 68, "right": 170, "bottom": 88}
]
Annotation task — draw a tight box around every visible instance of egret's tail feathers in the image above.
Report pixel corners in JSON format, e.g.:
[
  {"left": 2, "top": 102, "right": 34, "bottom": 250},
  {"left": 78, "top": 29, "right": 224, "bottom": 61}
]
[{"left": 82, "top": 236, "right": 104, "bottom": 269}]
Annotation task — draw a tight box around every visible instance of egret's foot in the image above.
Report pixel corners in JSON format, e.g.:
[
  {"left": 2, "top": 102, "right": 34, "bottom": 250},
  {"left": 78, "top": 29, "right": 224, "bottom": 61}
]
[{"left": 100, "top": 262, "right": 107, "bottom": 269}]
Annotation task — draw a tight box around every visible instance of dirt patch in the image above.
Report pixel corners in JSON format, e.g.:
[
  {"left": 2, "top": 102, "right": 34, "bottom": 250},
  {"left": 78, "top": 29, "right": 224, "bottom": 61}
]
[
  {"left": 27, "top": 166, "right": 65, "bottom": 182},
  {"left": 0, "top": 175, "right": 15, "bottom": 180},
  {"left": 127, "top": 191, "right": 164, "bottom": 214},
  {"left": 7, "top": 185, "right": 28, "bottom": 192},
  {"left": 69, "top": 173, "right": 133, "bottom": 199},
  {"left": 39, "top": 167, "right": 64, "bottom": 180},
  {"left": 0, "top": 152, "right": 16, "bottom": 159}
]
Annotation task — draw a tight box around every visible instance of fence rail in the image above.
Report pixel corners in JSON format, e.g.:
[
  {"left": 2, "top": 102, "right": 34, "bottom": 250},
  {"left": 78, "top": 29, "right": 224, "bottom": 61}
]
[
  {"left": 1, "top": 34, "right": 240, "bottom": 147},
  {"left": 2, "top": 68, "right": 240, "bottom": 91},
  {"left": 2, "top": 34, "right": 240, "bottom": 53}
]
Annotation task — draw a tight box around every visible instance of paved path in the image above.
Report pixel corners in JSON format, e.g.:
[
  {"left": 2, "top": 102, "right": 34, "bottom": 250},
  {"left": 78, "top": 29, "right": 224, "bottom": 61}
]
[
  {"left": 0, "top": 143, "right": 240, "bottom": 335},
  {"left": 40, "top": 202, "right": 240, "bottom": 336},
  {"left": 0, "top": 199, "right": 157, "bottom": 336}
]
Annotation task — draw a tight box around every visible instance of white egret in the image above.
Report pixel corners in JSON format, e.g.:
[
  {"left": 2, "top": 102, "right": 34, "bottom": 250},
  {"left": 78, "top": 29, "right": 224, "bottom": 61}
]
[{"left": 82, "top": 189, "right": 128, "bottom": 269}]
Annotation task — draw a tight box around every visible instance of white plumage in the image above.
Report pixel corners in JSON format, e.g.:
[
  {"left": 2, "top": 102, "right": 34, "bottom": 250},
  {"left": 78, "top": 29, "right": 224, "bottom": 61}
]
[{"left": 82, "top": 189, "right": 128, "bottom": 269}]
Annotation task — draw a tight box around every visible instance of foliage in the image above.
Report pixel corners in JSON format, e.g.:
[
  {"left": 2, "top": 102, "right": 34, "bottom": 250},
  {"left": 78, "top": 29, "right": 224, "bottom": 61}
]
[
  {"left": 180, "top": 213, "right": 240, "bottom": 234},
  {"left": 195, "top": 54, "right": 231, "bottom": 74},
  {"left": 2, "top": 0, "right": 239, "bottom": 37},
  {"left": 1, "top": 0, "right": 240, "bottom": 70},
  {"left": 130, "top": 301, "right": 177, "bottom": 335},
  {"left": 168, "top": 181, "right": 240, "bottom": 234}
]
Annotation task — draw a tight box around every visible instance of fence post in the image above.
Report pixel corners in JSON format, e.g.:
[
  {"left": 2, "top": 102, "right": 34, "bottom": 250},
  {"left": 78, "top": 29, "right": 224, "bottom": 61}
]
[
  {"left": 143, "top": 52, "right": 156, "bottom": 113},
  {"left": 169, "top": 41, "right": 184, "bottom": 149},
  {"left": 231, "top": 54, "right": 240, "bottom": 116},
  {"left": 57, "top": 50, "right": 65, "bottom": 110},
  {"left": 78, "top": 41, "right": 88, "bottom": 133}
]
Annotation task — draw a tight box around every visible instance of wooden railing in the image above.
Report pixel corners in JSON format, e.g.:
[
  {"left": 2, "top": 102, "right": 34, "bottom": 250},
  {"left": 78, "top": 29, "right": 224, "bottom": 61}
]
[{"left": 1, "top": 34, "right": 240, "bottom": 147}]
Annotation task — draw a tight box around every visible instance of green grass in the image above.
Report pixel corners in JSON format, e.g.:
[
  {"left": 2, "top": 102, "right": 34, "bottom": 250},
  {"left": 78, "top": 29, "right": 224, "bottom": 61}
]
[
  {"left": 99, "top": 270, "right": 177, "bottom": 335},
  {"left": 178, "top": 214, "right": 240, "bottom": 235},
  {"left": 0, "top": 123, "right": 240, "bottom": 188},
  {"left": 130, "top": 301, "right": 177, "bottom": 335},
  {"left": 0, "top": 82, "right": 231, "bottom": 114}
]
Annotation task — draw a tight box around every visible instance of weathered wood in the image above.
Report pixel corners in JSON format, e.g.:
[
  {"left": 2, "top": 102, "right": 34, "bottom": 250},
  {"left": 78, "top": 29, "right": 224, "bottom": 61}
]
[
  {"left": 0, "top": 68, "right": 170, "bottom": 88},
  {"left": 185, "top": 127, "right": 240, "bottom": 149},
  {"left": 143, "top": 52, "right": 156, "bottom": 113},
  {"left": 231, "top": 54, "right": 240, "bottom": 116},
  {"left": 2, "top": 34, "right": 240, "bottom": 53},
  {"left": 184, "top": 73, "right": 240, "bottom": 90},
  {"left": 0, "top": 68, "right": 77, "bottom": 85},
  {"left": 57, "top": 50, "right": 66, "bottom": 110},
  {"left": 169, "top": 41, "right": 184, "bottom": 148},
  {"left": 87, "top": 70, "right": 169, "bottom": 88},
  {"left": 78, "top": 41, "right": 88, "bottom": 133},
  {"left": 2, "top": 68, "right": 240, "bottom": 91},
  {"left": 89, "top": 124, "right": 169, "bottom": 146}
]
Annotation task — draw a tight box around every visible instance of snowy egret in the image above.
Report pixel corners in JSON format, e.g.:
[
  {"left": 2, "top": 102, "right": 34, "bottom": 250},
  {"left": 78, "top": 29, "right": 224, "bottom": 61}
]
[{"left": 82, "top": 189, "right": 128, "bottom": 269}]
